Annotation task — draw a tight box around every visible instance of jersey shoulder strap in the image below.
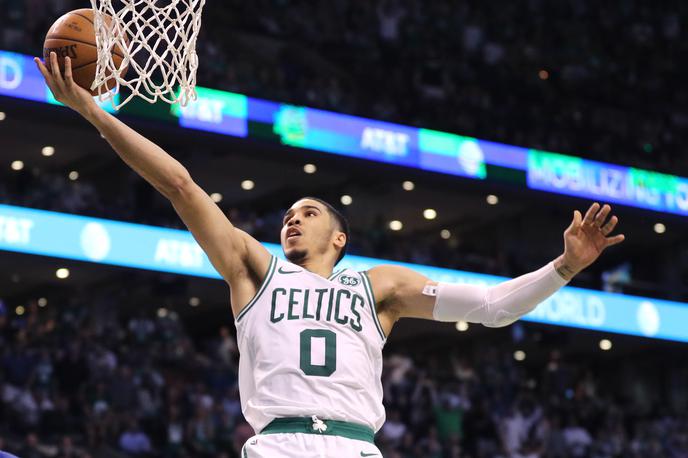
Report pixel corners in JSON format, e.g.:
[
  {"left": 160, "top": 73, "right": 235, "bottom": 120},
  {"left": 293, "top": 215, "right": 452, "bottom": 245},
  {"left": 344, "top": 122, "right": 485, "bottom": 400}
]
[
  {"left": 356, "top": 269, "right": 386, "bottom": 341},
  {"left": 235, "top": 255, "right": 278, "bottom": 322}
]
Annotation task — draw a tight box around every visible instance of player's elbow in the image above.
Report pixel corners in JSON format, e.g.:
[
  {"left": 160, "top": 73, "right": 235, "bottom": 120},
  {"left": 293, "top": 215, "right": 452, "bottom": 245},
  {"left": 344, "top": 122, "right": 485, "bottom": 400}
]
[
  {"left": 161, "top": 170, "right": 193, "bottom": 200},
  {"left": 481, "top": 303, "right": 533, "bottom": 328},
  {"left": 482, "top": 317, "right": 519, "bottom": 328}
]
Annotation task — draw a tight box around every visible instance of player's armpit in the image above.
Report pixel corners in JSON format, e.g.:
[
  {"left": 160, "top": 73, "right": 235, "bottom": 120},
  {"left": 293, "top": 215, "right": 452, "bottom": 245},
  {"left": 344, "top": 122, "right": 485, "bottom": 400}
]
[{"left": 168, "top": 179, "right": 272, "bottom": 285}]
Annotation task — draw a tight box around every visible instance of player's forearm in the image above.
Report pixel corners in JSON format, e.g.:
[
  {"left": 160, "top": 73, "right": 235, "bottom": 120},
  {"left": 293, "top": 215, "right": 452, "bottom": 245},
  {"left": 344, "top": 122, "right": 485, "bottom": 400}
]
[
  {"left": 83, "top": 106, "right": 191, "bottom": 197},
  {"left": 431, "top": 260, "right": 570, "bottom": 327}
]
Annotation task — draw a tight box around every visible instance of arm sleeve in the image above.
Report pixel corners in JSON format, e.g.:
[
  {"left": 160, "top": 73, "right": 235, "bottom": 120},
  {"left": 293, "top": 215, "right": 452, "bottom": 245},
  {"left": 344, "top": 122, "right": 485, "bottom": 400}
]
[{"left": 432, "top": 261, "right": 569, "bottom": 327}]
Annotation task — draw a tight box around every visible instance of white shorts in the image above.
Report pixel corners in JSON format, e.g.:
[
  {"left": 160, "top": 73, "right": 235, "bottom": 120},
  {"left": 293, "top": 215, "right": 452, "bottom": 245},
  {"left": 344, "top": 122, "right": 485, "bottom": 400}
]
[{"left": 241, "top": 433, "right": 383, "bottom": 458}]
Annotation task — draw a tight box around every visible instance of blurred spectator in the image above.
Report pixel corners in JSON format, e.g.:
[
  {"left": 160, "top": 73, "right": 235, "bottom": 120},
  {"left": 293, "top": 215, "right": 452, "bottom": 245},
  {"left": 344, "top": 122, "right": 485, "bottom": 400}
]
[
  {"left": 562, "top": 416, "right": 592, "bottom": 457},
  {"left": 56, "top": 436, "right": 81, "bottom": 458},
  {"left": 186, "top": 405, "right": 216, "bottom": 456},
  {"left": 19, "top": 432, "right": 53, "bottom": 458},
  {"left": 118, "top": 419, "right": 153, "bottom": 455},
  {"left": 381, "top": 409, "right": 407, "bottom": 447}
]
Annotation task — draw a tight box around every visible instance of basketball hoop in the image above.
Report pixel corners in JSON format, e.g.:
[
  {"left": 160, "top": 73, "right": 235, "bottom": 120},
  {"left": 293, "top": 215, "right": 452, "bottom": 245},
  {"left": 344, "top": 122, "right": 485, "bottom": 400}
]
[{"left": 89, "top": 0, "right": 206, "bottom": 110}]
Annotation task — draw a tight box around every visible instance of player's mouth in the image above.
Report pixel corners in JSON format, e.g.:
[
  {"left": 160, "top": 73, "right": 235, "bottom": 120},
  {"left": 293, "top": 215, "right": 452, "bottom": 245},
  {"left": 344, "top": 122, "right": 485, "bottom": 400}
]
[{"left": 286, "top": 228, "right": 302, "bottom": 240}]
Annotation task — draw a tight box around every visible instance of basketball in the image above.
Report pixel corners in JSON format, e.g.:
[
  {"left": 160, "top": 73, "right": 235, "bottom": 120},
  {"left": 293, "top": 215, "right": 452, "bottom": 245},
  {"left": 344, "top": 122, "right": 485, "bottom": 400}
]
[{"left": 43, "top": 9, "right": 127, "bottom": 96}]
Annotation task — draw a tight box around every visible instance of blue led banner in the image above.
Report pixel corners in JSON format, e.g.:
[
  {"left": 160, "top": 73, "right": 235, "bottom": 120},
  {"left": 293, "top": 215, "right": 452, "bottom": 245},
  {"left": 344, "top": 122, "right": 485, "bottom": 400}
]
[
  {"left": 0, "top": 50, "right": 45, "bottom": 103},
  {"left": 3, "top": 49, "right": 688, "bottom": 216},
  {"left": 527, "top": 150, "right": 688, "bottom": 216},
  {"left": 0, "top": 203, "right": 213, "bottom": 277},
  {"left": 171, "top": 86, "right": 247, "bottom": 137},
  {"left": 0, "top": 49, "right": 118, "bottom": 111},
  {"left": 263, "top": 101, "right": 485, "bottom": 179},
  {"left": 274, "top": 105, "right": 420, "bottom": 167},
  {"left": 0, "top": 203, "right": 686, "bottom": 343}
]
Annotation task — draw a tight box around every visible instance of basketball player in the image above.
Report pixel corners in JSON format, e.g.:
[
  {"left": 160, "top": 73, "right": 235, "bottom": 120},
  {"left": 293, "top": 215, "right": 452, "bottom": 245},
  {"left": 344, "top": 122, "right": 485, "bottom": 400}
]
[{"left": 36, "top": 53, "right": 625, "bottom": 457}]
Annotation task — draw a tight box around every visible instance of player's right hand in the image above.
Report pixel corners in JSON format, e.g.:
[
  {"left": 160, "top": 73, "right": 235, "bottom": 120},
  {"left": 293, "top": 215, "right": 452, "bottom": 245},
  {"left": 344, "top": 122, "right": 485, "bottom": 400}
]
[{"left": 34, "top": 52, "right": 97, "bottom": 117}]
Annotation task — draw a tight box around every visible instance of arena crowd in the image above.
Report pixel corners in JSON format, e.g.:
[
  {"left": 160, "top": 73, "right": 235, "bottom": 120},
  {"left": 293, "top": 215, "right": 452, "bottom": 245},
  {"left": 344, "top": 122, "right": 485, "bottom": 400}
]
[
  {"left": 1, "top": 282, "right": 687, "bottom": 457},
  {"left": 0, "top": 0, "right": 685, "bottom": 175}
]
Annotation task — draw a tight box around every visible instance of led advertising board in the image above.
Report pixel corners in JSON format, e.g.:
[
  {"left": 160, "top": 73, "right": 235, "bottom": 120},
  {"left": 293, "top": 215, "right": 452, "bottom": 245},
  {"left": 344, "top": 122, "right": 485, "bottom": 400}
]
[
  {"left": 0, "top": 204, "right": 685, "bottom": 343},
  {"left": 2, "top": 49, "right": 686, "bottom": 216}
]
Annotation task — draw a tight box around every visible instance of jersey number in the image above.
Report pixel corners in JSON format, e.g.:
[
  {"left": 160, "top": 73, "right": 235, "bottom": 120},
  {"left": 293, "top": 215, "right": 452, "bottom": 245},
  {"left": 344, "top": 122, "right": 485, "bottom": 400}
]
[{"left": 299, "top": 329, "right": 336, "bottom": 377}]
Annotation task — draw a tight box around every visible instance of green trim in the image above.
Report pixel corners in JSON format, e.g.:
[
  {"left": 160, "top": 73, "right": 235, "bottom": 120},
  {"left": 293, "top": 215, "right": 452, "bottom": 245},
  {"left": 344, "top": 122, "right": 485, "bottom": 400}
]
[
  {"left": 236, "top": 256, "right": 277, "bottom": 322},
  {"left": 360, "top": 271, "right": 386, "bottom": 340},
  {"left": 242, "top": 445, "right": 248, "bottom": 458},
  {"left": 328, "top": 268, "right": 345, "bottom": 281},
  {"left": 261, "top": 417, "right": 375, "bottom": 444}
]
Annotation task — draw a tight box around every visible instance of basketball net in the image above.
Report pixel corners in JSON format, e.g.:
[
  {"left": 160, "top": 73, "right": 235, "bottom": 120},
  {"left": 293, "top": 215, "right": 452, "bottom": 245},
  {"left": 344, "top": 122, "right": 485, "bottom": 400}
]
[{"left": 89, "top": 0, "right": 206, "bottom": 110}]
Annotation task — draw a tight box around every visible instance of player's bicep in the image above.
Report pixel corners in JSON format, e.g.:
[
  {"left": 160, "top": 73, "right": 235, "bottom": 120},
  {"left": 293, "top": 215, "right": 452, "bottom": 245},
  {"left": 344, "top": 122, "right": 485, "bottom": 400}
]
[
  {"left": 169, "top": 179, "right": 270, "bottom": 281},
  {"left": 368, "top": 265, "right": 437, "bottom": 320}
]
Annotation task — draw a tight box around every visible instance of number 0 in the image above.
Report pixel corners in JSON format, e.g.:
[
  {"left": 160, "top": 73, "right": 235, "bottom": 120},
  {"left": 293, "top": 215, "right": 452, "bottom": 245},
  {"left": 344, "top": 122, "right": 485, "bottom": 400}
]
[{"left": 299, "top": 329, "right": 337, "bottom": 376}]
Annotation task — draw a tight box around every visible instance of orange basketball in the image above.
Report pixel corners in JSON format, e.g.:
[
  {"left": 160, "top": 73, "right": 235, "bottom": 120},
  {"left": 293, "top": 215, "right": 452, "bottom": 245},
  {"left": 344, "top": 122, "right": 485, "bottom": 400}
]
[{"left": 43, "top": 9, "right": 128, "bottom": 96}]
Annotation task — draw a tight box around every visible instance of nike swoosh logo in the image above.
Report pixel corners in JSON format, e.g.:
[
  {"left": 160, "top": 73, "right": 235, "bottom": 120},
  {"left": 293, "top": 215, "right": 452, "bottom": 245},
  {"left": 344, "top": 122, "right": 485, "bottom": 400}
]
[
  {"left": 278, "top": 266, "right": 301, "bottom": 274},
  {"left": 360, "top": 453, "right": 378, "bottom": 457}
]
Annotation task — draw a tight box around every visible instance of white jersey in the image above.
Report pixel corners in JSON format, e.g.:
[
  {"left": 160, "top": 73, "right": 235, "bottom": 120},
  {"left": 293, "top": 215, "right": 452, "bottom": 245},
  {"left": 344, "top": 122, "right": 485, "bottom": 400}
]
[{"left": 235, "top": 256, "right": 387, "bottom": 433}]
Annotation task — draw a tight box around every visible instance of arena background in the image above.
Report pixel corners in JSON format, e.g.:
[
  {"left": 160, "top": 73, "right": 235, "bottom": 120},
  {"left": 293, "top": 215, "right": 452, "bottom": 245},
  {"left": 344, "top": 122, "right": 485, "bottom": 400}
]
[{"left": 1, "top": 1, "right": 687, "bottom": 457}]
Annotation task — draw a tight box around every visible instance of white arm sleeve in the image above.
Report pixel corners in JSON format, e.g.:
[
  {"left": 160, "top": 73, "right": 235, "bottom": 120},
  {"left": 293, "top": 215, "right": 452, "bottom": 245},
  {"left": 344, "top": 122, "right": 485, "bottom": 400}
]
[{"left": 431, "top": 261, "right": 569, "bottom": 327}]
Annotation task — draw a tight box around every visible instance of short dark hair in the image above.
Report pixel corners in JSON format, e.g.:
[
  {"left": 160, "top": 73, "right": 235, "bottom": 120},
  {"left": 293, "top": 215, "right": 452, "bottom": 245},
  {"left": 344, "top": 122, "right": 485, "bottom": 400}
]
[{"left": 300, "top": 196, "right": 350, "bottom": 265}]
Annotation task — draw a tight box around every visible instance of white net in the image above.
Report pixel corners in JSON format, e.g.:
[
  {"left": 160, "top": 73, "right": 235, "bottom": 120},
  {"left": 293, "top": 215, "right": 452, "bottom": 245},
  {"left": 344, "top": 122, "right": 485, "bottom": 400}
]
[{"left": 89, "top": 0, "right": 207, "bottom": 110}]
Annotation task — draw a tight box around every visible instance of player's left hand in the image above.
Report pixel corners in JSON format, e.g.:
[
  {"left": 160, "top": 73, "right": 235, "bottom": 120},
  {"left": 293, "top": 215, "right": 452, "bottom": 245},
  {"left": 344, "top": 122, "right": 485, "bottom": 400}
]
[
  {"left": 34, "top": 52, "right": 97, "bottom": 117},
  {"left": 562, "top": 202, "right": 625, "bottom": 273}
]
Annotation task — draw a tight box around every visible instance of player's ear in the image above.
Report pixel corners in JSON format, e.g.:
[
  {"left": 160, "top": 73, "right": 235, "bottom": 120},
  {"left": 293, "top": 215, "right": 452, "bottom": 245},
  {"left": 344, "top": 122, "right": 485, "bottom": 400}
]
[{"left": 332, "top": 230, "right": 346, "bottom": 250}]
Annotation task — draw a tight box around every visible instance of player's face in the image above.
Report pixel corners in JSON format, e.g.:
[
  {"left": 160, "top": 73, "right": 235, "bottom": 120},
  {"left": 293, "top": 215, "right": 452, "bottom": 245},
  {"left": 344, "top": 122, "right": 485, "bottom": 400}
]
[{"left": 280, "top": 199, "right": 336, "bottom": 264}]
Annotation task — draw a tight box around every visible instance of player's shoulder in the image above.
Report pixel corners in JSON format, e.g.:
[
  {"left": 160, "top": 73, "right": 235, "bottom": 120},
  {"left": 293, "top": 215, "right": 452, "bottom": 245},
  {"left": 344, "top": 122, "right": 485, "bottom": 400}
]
[
  {"left": 362, "top": 264, "right": 415, "bottom": 300},
  {"left": 366, "top": 264, "right": 415, "bottom": 278}
]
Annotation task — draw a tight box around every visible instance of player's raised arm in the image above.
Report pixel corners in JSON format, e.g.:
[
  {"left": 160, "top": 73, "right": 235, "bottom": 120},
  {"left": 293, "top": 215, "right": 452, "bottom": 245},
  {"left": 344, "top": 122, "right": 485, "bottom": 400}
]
[
  {"left": 34, "top": 53, "right": 271, "bottom": 294},
  {"left": 369, "top": 203, "right": 625, "bottom": 329}
]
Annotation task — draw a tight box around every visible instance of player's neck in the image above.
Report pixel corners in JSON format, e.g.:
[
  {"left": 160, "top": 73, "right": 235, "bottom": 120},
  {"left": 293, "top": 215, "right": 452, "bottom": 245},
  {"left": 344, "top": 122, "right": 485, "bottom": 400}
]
[{"left": 294, "top": 257, "right": 336, "bottom": 279}]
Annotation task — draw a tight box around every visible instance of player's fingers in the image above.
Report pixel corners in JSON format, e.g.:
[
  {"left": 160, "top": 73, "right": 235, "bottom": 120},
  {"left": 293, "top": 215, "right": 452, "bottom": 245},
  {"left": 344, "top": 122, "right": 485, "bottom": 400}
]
[
  {"left": 582, "top": 202, "right": 599, "bottom": 225},
  {"left": 49, "top": 52, "right": 65, "bottom": 90},
  {"left": 574, "top": 209, "right": 582, "bottom": 229},
  {"left": 593, "top": 204, "right": 611, "bottom": 227},
  {"left": 64, "top": 56, "right": 74, "bottom": 87},
  {"left": 565, "top": 210, "right": 580, "bottom": 234},
  {"left": 601, "top": 215, "right": 618, "bottom": 235},
  {"left": 34, "top": 57, "right": 52, "bottom": 81},
  {"left": 49, "top": 52, "right": 60, "bottom": 79},
  {"left": 605, "top": 234, "right": 625, "bottom": 247},
  {"left": 34, "top": 57, "right": 59, "bottom": 94}
]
